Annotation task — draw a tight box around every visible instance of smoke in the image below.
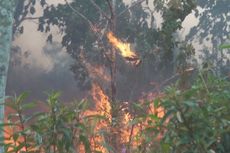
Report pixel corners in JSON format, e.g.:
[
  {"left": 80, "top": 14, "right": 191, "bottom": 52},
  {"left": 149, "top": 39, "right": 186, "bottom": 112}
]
[{"left": 6, "top": 41, "right": 86, "bottom": 102}]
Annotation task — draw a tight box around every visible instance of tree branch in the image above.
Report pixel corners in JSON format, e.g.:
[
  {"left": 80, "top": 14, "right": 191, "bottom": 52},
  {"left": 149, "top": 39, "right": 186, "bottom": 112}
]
[
  {"left": 106, "top": 0, "right": 114, "bottom": 19},
  {"left": 13, "top": 0, "right": 33, "bottom": 34},
  {"left": 64, "top": 0, "right": 112, "bottom": 65},
  {"left": 23, "top": 16, "right": 41, "bottom": 20},
  {"left": 89, "top": 0, "right": 110, "bottom": 20},
  {"left": 118, "top": 0, "right": 145, "bottom": 17},
  {"left": 64, "top": 0, "right": 94, "bottom": 29}
]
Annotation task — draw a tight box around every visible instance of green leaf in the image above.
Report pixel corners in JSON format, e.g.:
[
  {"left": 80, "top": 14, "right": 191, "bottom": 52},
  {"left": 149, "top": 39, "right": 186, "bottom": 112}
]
[
  {"left": 80, "top": 135, "right": 91, "bottom": 153},
  {"left": 24, "top": 112, "right": 44, "bottom": 123},
  {"left": 12, "top": 133, "right": 19, "bottom": 142},
  {"left": 176, "top": 111, "right": 183, "bottom": 123},
  {"left": 16, "top": 92, "right": 29, "bottom": 105},
  {"left": 132, "top": 102, "right": 144, "bottom": 111},
  {"left": 34, "top": 133, "right": 43, "bottom": 145},
  {"left": 161, "top": 143, "right": 170, "bottom": 153},
  {"left": 219, "top": 44, "right": 230, "bottom": 49},
  {"left": 0, "top": 123, "right": 16, "bottom": 127},
  {"left": 147, "top": 114, "right": 159, "bottom": 121},
  {"left": 128, "top": 117, "right": 141, "bottom": 126},
  {"left": 183, "top": 100, "right": 198, "bottom": 108},
  {"left": 21, "top": 102, "right": 36, "bottom": 111}
]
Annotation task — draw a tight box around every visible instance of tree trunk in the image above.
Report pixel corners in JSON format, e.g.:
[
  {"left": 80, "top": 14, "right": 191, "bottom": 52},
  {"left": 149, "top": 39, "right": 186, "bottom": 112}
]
[
  {"left": 0, "top": 1, "right": 17, "bottom": 152},
  {"left": 109, "top": 0, "right": 117, "bottom": 103}
]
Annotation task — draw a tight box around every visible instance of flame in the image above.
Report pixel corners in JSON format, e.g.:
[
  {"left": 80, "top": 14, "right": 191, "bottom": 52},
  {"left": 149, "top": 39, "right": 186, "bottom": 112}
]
[
  {"left": 90, "top": 83, "right": 112, "bottom": 121},
  {"left": 82, "top": 83, "right": 111, "bottom": 153},
  {"left": 83, "top": 83, "right": 166, "bottom": 152},
  {"left": 107, "top": 32, "right": 139, "bottom": 60},
  {"left": 3, "top": 83, "right": 165, "bottom": 152}
]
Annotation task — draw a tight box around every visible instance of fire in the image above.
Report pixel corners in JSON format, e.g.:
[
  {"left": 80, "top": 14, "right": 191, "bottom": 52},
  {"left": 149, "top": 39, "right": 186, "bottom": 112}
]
[
  {"left": 107, "top": 32, "right": 140, "bottom": 65},
  {"left": 90, "top": 83, "right": 112, "bottom": 121},
  {"left": 3, "top": 84, "right": 165, "bottom": 152},
  {"left": 82, "top": 83, "right": 111, "bottom": 153},
  {"left": 83, "top": 83, "right": 166, "bottom": 152}
]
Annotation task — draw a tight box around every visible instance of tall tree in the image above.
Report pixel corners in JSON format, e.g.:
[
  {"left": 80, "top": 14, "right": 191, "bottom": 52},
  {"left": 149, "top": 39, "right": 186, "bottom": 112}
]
[
  {"left": 29, "top": 0, "right": 195, "bottom": 95},
  {"left": 0, "top": 0, "right": 17, "bottom": 152}
]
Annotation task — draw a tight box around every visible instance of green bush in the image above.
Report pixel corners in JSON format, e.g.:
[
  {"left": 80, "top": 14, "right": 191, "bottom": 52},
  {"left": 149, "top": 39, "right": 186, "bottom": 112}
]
[
  {"left": 0, "top": 92, "right": 92, "bottom": 153},
  {"left": 140, "top": 74, "right": 230, "bottom": 153}
]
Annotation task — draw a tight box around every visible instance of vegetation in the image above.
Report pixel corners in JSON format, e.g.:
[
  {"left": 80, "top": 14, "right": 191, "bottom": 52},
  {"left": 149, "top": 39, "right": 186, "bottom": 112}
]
[
  {"left": 0, "top": 0, "right": 229, "bottom": 152},
  {"left": 0, "top": 71, "right": 229, "bottom": 153}
]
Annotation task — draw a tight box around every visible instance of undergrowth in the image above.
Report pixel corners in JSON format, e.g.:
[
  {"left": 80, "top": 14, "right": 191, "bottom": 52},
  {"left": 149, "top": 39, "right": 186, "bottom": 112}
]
[{"left": 0, "top": 73, "right": 229, "bottom": 153}]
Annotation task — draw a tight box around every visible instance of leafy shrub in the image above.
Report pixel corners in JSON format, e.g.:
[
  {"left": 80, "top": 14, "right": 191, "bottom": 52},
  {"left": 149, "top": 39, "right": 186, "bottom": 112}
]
[
  {"left": 139, "top": 73, "right": 230, "bottom": 153},
  {"left": 1, "top": 92, "right": 92, "bottom": 153}
]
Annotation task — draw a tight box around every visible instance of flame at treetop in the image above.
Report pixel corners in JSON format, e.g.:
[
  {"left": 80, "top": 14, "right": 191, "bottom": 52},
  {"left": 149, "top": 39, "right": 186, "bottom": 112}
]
[{"left": 107, "top": 32, "right": 140, "bottom": 63}]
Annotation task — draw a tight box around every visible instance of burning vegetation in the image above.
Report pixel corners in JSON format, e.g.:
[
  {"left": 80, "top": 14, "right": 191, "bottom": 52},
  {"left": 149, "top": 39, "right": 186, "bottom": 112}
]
[
  {"left": 3, "top": 32, "right": 164, "bottom": 153},
  {"left": 81, "top": 83, "right": 165, "bottom": 152},
  {"left": 107, "top": 32, "right": 141, "bottom": 66}
]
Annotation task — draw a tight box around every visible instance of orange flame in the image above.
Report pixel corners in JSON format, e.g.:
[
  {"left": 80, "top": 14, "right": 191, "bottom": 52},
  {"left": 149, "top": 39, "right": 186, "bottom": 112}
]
[
  {"left": 3, "top": 83, "right": 165, "bottom": 152},
  {"left": 84, "top": 83, "right": 166, "bottom": 152},
  {"left": 90, "top": 83, "right": 112, "bottom": 121},
  {"left": 82, "top": 83, "right": 111, "bottom": 153},
  {"left": 107, "top": 32, "right": 138, "bottom": 60}
]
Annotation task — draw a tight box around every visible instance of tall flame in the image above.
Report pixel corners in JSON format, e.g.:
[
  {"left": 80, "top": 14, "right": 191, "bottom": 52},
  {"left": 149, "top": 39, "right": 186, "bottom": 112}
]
[
  {"left": 82, "top": 83, "right": 111, "bottom": 153},
  {"left": 107, "top": 32, "right": 139, "bottom": 61}
]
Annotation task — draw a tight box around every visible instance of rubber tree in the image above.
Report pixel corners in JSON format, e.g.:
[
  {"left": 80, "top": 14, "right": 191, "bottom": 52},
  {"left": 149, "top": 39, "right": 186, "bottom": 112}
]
[{"left": 0, "top": 0, "right": 17, "bottom": 152}]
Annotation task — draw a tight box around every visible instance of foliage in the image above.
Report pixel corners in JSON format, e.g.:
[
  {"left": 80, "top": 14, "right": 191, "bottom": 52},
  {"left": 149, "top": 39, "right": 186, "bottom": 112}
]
[
  {"left": 13, "top": 0, "right": 197, "bottom": 89},
  {"left": 3, "top": 1, "right": 229, "bottom": 152},
  {"left": 137, "top": 73, "right": 230, "bottom": 153},
  {"left": 219, "top": 44, "right": 230, "bottom": 49},
  {"left": 186, "top": 0, "right": 230, "bottom": 78},
  {"left": 186, "top": 0, "right": 230, "bottom": 45},
  {"left": 0, "top": 92, "right": 94, "bottom": 153}
]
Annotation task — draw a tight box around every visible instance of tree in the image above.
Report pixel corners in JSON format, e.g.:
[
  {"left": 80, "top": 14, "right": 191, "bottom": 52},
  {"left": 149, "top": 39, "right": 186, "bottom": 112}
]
[
  {"left": 0, "top": 0, "right": 18, "bottom": 152},
  {"left": 186, "top": 0, "right": 230, "bottom": 76},
  {"left": 12, "top": 0, "right": 197, "bottom": 99},
  {"left": 9, "top": 0, "right": 198, "bottom": 151}
]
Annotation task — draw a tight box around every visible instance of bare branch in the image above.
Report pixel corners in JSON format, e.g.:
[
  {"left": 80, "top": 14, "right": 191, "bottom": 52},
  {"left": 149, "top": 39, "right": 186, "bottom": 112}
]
[
  {"left": 89, "top": 0, "right": 110, "bottom": 20},
  {"left": 23, "top": 17, "right": 41, "bottom": 20},
  {"left": 118, "top": 0, "right": 145, "bottom": 17}
]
